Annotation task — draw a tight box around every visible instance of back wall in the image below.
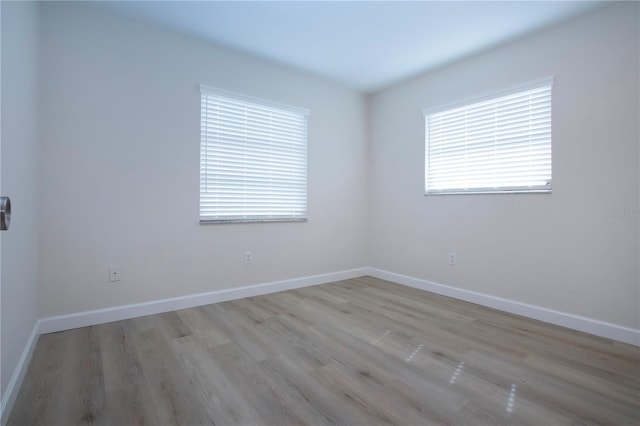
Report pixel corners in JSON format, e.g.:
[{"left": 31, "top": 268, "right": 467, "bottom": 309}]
[
  {"left": 38, "top": 2, "right": 369, "bottom": 317},
  {"left": 369, "top": 2, "right": 639, "bottom": 330}
]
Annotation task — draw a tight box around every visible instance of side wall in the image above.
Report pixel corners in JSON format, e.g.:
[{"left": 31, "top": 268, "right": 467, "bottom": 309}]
[
  {"left": 38, "top": 2, "right": 368, "bottom": 317},
  {"left": 0, "top": 0, "right": 40, "bottom": 417},
  {"left": 369, "top": 3, "right": 640, "bottom": 330}
]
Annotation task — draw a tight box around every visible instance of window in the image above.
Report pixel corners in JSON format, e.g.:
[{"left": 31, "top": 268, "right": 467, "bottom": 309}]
[
  {"left": 200, "top": 86, "right": 309, "bottom": 223},
  {"left": 424, "top": 80, "right": 552, "bottom": 195}
]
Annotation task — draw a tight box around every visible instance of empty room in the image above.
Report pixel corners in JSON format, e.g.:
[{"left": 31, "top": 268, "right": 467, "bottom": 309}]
[{"left": 1, "top": 1, "right": 638, "bottom": 425}]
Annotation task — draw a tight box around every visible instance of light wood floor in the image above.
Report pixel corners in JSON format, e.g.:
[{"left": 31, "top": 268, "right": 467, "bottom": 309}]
[{"left": 8, "top": 276, "right": 640, "bottom": 425}]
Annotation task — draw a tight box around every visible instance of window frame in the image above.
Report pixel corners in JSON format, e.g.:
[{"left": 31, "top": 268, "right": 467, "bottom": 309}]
[
  {"left": 199, "top": 85, "right": 309, "bottom": 224},
  {"left": 423, "top": 78, "right": 553, "bottom": 196}
]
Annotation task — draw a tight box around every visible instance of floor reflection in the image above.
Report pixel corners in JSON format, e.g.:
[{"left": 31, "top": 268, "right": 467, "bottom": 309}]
[
  {"left": 405, "top": 343, "right": 424, "bottom": 362},
  {"left": 506, "top": 383, "right": 517, "bottom": 413},
  {"left": 371, "top": 329, "right": 390, "bottom": 345},
  {"left": 449, "top": 361, "right": 464, "bottom": 384}
]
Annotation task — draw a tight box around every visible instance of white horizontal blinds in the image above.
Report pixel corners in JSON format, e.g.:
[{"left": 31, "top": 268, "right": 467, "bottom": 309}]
[
  {"left": 200, "top": 87, "right": 308, "bottom": 222},
  {"left": 425, "top": 83, "right": 552, "bottom": 194}
]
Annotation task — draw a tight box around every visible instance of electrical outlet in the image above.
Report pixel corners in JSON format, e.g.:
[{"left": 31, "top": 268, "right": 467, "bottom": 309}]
[
  {"left": 109, "top": 266, "right": 121, "bottom": 282},
  {"left": 244, "top": 251, "right": 253, "bottom": 265},
  {"left": 448, "top": 253, "right": 456, "bottom": 266}
]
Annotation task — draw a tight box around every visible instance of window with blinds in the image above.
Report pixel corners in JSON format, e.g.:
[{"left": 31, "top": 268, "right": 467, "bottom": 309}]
[
  {"left": 200, "top": 86, "right": 309, "bottom": 223},
  {"left": 424, "top": 80, "right": 552, "bottom": 195}
]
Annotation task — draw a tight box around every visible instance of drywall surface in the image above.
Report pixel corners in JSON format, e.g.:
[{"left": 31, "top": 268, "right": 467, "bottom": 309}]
[
  {"left": 1, "top": 0, "right": 40, "bottom": 398},
  {"left": 369, "top": 3, "right": 640, "bottom": 329},
  {"left": 38, "top": 2, "right": 368, "bottom": 317}
]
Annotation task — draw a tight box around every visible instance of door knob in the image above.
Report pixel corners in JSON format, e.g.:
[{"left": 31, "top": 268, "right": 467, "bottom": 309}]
[{"left": 1, "top": 197, "right": 11, "bottom": 231}]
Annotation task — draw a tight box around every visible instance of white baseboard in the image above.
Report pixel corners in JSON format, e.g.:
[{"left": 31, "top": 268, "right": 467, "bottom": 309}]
[
  {"left": 31, "top": 265, "right": 640, "bottom": 343},
  {"left": 1, "top": 319, "right": 40, "bottom": 426},
  {"left": 368, "top": 268, "right": 640, "bottom": 346},
  {"left": 39, "top": 267, "right": 369, "bottom": 334}
]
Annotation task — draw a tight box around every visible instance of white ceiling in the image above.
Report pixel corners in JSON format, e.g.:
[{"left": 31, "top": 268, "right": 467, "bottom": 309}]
[{"left": 94, "top": 1, "right": 606, "bottom": 93}]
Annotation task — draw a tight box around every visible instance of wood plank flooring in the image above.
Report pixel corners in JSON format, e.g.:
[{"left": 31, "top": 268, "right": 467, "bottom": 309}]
[{"left": 8, "top": 276, "right": 640, "bottom": 425}]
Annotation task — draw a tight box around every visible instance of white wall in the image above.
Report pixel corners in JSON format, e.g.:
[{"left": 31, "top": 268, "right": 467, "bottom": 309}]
[
  {"left": 370, "top": 2, "right": 639, "bottom": 330},
  {"left": 38, "top": 2, "right": 368, "bottom": 317},
  {"left": 0, "top": 0, "right": 40, "bottom": 404}
]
